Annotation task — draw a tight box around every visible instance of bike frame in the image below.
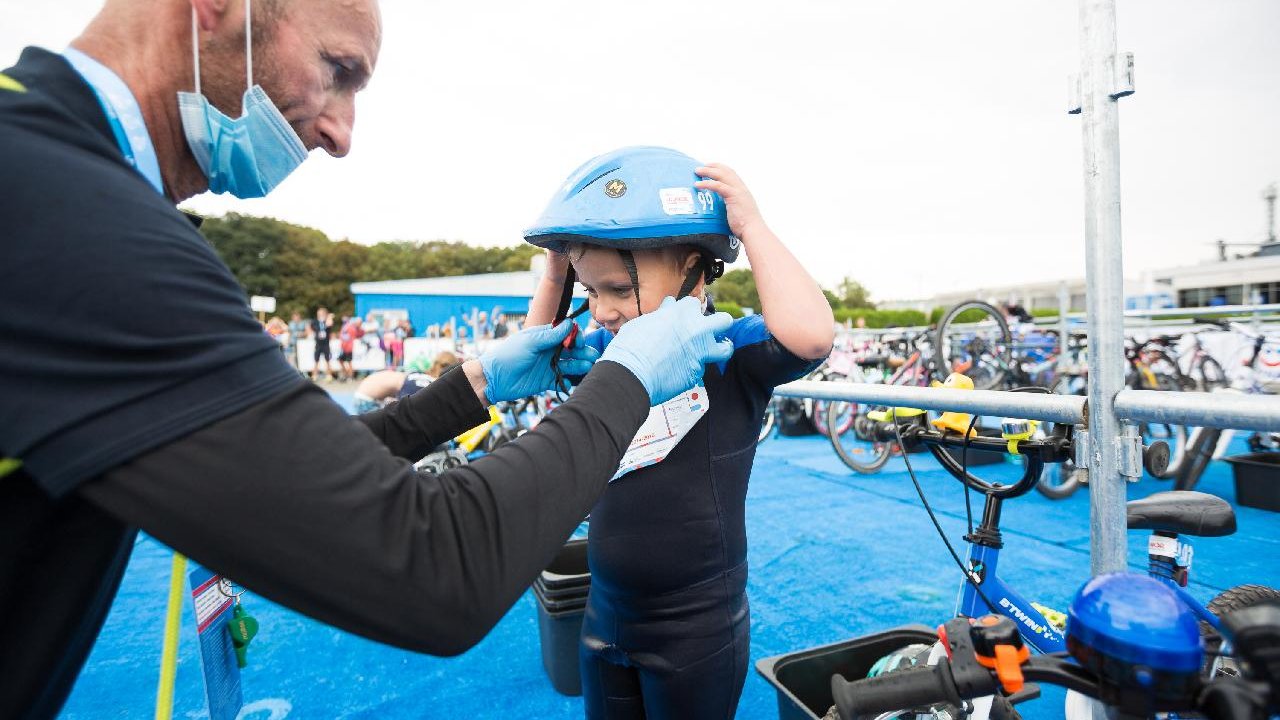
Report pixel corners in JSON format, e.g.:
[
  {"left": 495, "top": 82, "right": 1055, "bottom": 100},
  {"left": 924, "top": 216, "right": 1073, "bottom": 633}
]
[
  {"left": 955, "top": 531, "right": 1221, "bottom": 658},
  {"left": 956, "top": 542, "right": 1068, "bottom": 654}
]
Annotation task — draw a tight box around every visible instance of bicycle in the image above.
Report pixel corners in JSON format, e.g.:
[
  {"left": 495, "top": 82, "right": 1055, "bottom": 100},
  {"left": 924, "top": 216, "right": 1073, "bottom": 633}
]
[
  {"left": 824, "top": 333, "right": 938, "bottom": 473},
  {"left": 829, "top": 583, "right": 1280, "bottom": 720},
  {"left": 830, "top": 392, "right": 1279, "bottom": 718}
]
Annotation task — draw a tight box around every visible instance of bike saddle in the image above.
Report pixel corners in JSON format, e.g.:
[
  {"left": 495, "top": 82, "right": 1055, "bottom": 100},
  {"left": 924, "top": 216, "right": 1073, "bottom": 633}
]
[{"left": 1125, "top": 490, "right": 1236, "bottom": 537}]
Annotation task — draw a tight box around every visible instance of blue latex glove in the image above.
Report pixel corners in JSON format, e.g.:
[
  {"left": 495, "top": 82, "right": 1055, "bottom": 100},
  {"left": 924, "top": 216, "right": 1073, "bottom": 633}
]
[
  {"left": 480, "top": 321, "right": 599, "bottom": 403},
  {"left": 600, "top": 296, "right": 735, "bottom": 405}
]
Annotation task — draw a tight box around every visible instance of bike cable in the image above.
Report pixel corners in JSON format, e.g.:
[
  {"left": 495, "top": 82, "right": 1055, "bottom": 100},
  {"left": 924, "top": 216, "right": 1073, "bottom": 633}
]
[
  {"left": 897, "top": 385, "right": 1053, "bottom": 616},
  {"left": 893, "top": 420, "right": 999, "bottom": 613}
]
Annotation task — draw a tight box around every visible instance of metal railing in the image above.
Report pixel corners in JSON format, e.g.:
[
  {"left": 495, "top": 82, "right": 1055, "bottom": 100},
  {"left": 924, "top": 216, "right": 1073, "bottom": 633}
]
[{"left": 774, "top": 381, "right": 1280, "bottom": 433}]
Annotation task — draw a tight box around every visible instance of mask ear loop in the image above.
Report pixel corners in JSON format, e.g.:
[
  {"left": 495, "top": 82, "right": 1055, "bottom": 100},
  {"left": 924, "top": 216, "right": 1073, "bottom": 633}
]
[
  {"left": 244, "top": 0, "right": 253, "bottom": 91},
  {"left": 190, "top": 8, "right": 202, "bottom": 95}
]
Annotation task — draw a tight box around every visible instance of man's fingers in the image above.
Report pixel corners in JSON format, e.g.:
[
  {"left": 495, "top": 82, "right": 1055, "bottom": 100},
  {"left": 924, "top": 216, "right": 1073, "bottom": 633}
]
[
  {"left": 702, "top": 310, "right": 734, "bottom": 335},
  {"left": 557, "top": 358, "right": 596, "bottom": 376},
  {"left": 705, "top": 338, "right": 735, "bottom": 364}
]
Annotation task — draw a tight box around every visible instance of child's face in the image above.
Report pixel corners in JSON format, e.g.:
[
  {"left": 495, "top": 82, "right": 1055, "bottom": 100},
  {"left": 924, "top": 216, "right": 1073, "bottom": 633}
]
[{"left": 570, "top": 245, "right": 700, "bottom": 334}]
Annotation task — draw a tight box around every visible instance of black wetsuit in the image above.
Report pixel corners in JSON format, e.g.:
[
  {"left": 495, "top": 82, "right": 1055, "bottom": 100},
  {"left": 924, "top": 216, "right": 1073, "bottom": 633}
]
[
  {"left": 578, "top": 319, "right": 821, "bottom": 719},
  {"left": 0, "top": 47, "right": 651, "bottom": 720}
]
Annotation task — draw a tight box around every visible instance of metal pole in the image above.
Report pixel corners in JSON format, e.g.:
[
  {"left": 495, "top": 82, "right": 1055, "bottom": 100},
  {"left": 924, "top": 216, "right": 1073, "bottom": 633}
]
[
  {"left": 1114, "top": 389, "right": 1280, "bottom": 433},
  {"left": 1057, "top": 282, "right": 1070, "bottom": 371},
  {"left": 1079, "top": 0, "right": 1129, "bottom": 576},
  {"left": 775, "top": 380, "right": 1087, "bottom": 424}
]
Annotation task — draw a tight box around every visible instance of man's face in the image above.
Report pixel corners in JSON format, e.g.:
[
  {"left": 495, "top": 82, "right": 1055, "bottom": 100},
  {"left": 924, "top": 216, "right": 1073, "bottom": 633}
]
[{"left": 204, "top": 0, "right": 382, "bottom": 159}]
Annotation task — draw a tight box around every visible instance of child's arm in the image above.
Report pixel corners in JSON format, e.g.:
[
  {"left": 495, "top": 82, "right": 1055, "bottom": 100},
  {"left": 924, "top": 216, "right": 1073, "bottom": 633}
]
[
  {"left": 525, "top": 250, "right": 572, "bottom": 327},
  {"left": 695, "top": 164, "right": 834, "bottom": 360}
]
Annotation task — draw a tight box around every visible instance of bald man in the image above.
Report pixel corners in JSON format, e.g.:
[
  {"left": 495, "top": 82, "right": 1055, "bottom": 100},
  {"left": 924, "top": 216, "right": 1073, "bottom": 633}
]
[{"left": 0, "top": 2, "right": 733, "bottom": 717}]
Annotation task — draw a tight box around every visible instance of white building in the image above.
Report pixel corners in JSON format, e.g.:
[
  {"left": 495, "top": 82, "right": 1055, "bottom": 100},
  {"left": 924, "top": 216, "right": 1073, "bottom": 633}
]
[{"left": 879, "top": 246, "right": 1280, "bottom": 313}]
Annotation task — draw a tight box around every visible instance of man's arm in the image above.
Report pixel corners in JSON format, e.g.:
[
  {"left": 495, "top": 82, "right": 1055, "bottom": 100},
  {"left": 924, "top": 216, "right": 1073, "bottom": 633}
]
[{"left": 77, "top": 362, "right": 649, "bottom": 656}]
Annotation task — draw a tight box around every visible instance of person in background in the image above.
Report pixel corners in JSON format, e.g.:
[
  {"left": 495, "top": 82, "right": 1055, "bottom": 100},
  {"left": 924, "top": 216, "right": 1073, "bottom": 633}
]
[
  {"left": 287, "top": 311, "right": 308, "bottom": 367},
  {"left": 338, "top": 314, "right": 364, "bottom": 381},
  {"left": 265, "top": 316, "right": 289, "bottom": 355},
  {"left": 309, "top": 307, "right": 335, "bottom": 382},
  {"left": 353, "top": 350, "right": 462, "bottom": 414},
  {"left": 493, "top": 312, "right": 510, "bottom": 340}
]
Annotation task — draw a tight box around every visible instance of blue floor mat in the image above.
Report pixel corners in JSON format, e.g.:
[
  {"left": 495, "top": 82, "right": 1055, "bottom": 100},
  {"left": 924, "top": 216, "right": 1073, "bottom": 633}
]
[{"left": 60, "top": 421, "right": 1280, "bottom": 719}]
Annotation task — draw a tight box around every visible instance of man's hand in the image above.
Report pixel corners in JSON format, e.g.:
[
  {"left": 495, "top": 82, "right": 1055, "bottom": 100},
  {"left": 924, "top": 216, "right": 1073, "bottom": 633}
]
[
  {"left": 474, "top": 321, "right": 598, "bottom": 404},
  {"left": 694, "top": 163, "right": 767, "bottom": 241},
  {"left": 600, "top": 297, "right": 735, "bottom": 406}
]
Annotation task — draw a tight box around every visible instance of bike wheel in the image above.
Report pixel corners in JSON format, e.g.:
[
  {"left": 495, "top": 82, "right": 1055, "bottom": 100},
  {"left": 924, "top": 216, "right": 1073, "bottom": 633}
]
[
  {"left": 1037, "top": 460, "right": 1084, "bottom": 499},
  {"left": 1197, "top": 356, "right": 1228, "bottom": 392},
  {"left": 827, "top": 401, "right": 893, "bottom": 473},
  {"left": 1202, "top": 584, "right": 1280, "bottom": 676},
  {"left": 1174, "top": 426, "right": 1222, "bottom": 491},
  {"left": 935, "top": 300, "right": 1012, "bottom": 390}
]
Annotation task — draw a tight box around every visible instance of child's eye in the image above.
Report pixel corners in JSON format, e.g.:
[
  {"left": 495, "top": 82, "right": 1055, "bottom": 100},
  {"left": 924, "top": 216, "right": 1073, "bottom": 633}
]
[{"left": 612, "top": 287, "right": 634, "bottom": 298}]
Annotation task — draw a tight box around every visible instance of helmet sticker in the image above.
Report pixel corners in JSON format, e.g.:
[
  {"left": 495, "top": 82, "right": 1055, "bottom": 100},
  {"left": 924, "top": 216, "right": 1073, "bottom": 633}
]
[
  {"left": 604, "top": 179, "right": 627, "bottom": 198},
  {"left": 659, "top": 187, "right": 696, "bottom": 215}
]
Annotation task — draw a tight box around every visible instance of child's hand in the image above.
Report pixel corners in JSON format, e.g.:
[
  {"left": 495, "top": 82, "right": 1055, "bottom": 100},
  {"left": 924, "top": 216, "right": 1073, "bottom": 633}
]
[
  {"left": 544, "top": 248, "right": 572, "bottom": 284},
  {"left": 694, "top": 163, "right": 766, "bottom": 241}
]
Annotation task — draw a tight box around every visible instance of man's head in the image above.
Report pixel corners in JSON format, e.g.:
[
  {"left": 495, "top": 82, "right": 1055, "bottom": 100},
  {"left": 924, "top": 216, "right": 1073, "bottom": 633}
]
[
  {"left": 73, "top": 0, "right": 382, "bottom": 201},
  {"left": 567, "top": 243, "right": 707, "bottom": 335},
  {"left": 316, "top": 306, "right": 328, "bottom": 319}
]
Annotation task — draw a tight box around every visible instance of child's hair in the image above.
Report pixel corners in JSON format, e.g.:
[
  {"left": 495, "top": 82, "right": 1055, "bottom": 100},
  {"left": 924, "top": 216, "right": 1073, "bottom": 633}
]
[
  {"left": 566, "top": 241, "right": 701, "bottom": 274},
  {"left": 427, "top": 351, "right": 460, "bottom": 378}
]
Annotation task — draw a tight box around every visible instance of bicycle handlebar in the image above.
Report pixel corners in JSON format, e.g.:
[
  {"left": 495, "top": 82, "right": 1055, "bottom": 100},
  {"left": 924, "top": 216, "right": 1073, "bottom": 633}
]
[{"left": 831, "top": 613, "right": 1279, "bottom": 720}]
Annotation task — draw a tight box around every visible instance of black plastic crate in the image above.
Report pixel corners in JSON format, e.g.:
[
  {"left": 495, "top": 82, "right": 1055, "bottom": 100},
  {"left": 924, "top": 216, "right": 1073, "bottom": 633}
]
[
  {"left": 536, "top": 602, "right": 586, "bottom": 696},
  {"left": 540, "top": 538, "right": 590, "bottom": 591},
  {"left": 1225, "top": 452, "right": 1280, "bottom": 512},
  {"left": 755, "top": 626, "right": 937, "bottom": 720},
  {"left": 533, "top": 584, "right": 588, "bottom": 613}
]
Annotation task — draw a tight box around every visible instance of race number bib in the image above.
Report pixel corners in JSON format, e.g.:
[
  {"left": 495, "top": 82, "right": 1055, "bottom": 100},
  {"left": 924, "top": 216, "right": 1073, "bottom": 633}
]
[{"left": 613, "top": 386, "right": 709, "bottom": 480}]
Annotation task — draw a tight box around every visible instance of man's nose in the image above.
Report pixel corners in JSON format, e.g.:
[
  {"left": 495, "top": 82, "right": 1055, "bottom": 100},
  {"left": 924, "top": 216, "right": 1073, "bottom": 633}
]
[{"left": 315, "top": 96, "right": 355, "bottom": 158}]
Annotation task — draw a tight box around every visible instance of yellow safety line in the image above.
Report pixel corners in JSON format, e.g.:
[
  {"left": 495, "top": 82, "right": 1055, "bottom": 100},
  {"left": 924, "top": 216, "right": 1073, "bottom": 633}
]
[{"left": 155, "top": 552, "right": 187, "bottom": 720}]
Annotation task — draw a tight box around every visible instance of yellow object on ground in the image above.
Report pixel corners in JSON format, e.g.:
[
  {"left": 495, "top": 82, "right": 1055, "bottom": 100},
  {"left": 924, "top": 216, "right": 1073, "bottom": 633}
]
[{"left": 155, "top": 552, "right": 187, "bottom": 720}]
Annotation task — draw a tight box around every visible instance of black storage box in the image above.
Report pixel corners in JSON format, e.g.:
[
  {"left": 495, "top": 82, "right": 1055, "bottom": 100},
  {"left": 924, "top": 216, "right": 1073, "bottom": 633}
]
[
  {"left": 539, "top": 538, "right": 590, "bottom": 590},
  {"left": 534, "top": 539, "right": 591, "bottom": 696},
  {"left": 1225, "top": 452, "right": 1280, "bottom": 512},
  {"left": 536, "top": 600, "right": 586, "bottom": 696},
  {"left": 755, "top": 626, "right": 937, "bottom": 720}
]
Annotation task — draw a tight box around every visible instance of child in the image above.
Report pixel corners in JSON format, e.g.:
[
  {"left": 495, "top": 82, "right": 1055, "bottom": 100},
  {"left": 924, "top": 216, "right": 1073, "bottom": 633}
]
[{"left": 524, "top": 146, "right": 834, "bottom": 719}]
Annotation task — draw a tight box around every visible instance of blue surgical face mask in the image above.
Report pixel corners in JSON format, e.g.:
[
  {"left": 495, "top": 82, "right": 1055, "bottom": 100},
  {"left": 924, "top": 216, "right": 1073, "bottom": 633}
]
[{"left": 177, "top": 0, "right": 308, "bottom": 198}]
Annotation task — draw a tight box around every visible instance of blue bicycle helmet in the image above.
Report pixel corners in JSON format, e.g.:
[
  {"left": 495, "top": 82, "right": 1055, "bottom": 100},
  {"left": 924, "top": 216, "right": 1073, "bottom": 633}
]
[
  {"left": 526, "top": 146, "right": 740, "bottom": 324},
  {"left": 524, "top": 146, "right": 740, "bottom": 262}
]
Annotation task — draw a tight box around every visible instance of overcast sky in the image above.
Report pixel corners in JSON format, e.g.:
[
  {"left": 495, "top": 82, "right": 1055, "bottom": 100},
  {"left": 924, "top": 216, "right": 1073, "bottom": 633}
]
[{"left": 6, "top": 1, "right": 1278, "bottom": 301}]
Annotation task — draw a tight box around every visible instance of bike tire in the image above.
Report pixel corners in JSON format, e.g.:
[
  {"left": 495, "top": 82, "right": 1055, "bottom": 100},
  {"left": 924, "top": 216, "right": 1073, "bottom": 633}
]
[
  {"left": 935, "top": 300, "right": 1011, "bottom": 390},
  {"left": 1174, "top": 426, "right": 1222, "bottom": 491},
  {"left": 1198, "top": 356, "right": 1228, "bottom": 392},
  {"left": 1201, "top": 584, "right": 1280, "bottom": 676},
  {"left": 1037, "top": 460, "right": 1083, "bottom": 500},
  {"left": 827, "top": 401, "right": 893, "bottom": 474}
]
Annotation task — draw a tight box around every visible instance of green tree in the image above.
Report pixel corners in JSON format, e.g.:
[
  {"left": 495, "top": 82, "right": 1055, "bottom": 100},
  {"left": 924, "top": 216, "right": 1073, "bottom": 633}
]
[
  {"left": 835, "top": 276, "right": 875, "bottom": 309},
  {"left": 712, "top": 268, "right": 761, "bottom": 311}
]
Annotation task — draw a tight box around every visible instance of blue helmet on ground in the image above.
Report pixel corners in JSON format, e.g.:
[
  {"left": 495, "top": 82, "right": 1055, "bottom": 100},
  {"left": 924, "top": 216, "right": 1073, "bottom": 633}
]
[{"left": 524, "top": 146, "right": 740, "bottom": 264}]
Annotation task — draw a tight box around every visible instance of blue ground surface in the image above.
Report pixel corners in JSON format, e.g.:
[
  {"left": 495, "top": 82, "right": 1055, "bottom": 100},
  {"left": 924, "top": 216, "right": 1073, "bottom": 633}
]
[{"left": 59, "top": 391, "right": 1280, "bottom": 719}]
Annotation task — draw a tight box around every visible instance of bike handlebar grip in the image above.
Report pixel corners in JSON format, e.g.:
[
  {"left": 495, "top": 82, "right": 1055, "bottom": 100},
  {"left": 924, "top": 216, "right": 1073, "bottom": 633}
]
[{"left": 830, "top": 664, "right": 961, "bottom": 720}]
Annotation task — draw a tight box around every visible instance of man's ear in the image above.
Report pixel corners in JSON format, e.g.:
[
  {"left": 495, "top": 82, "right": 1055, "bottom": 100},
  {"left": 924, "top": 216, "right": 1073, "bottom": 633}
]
[{"left": 191, "top": 0, "right": 234, "bottom": 33}]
